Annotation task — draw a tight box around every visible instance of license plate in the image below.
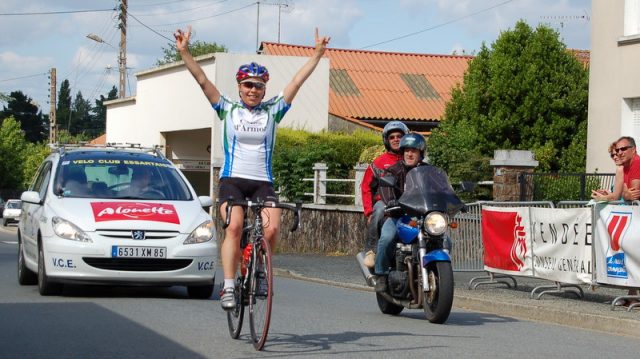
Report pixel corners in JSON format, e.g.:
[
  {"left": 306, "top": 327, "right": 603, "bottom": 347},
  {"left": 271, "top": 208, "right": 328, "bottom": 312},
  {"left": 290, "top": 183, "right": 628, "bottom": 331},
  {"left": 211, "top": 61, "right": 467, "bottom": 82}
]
[{"left": 112, "top": 246, "right": 166, "bottom": 258}]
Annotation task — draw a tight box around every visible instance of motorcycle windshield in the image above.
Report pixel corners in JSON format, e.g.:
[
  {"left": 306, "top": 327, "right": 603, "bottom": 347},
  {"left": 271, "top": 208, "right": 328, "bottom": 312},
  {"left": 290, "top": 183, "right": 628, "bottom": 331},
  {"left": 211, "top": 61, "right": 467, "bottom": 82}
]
[{"left": 398, "top": 165, "right": 465, "bottom": 216}]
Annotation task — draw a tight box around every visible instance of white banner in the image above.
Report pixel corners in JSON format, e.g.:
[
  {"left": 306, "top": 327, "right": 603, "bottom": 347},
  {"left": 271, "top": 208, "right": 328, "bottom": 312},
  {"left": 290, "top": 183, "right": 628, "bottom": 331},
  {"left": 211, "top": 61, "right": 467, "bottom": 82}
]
[
  {"left": 594, "top": 204, "right": 640, "bottom": 287},
  {"left": 529, "top": 207, "right": 592, "bottom": 284}
]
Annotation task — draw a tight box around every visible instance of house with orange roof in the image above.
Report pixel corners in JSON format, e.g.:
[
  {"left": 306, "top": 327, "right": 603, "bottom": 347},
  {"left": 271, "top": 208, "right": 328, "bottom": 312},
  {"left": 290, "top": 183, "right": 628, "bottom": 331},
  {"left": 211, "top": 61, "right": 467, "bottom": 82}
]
[{"left": 261, "top": 42, "right": 473, "bottom": 133}]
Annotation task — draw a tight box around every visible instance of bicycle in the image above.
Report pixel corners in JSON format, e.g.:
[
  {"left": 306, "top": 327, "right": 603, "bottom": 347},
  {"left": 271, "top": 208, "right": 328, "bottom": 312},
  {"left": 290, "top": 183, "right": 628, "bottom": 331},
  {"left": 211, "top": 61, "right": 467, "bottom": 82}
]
[{"left": 223, "top": 198, "right": 301, "bottom": 351}]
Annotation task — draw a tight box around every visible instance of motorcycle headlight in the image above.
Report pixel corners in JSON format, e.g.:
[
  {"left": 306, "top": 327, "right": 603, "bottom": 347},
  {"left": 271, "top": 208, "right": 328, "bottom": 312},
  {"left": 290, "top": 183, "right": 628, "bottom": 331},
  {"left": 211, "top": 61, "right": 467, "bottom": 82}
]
[
  {"left": 184, "top": 220, "right": 214, "bottom": 244},
  {"left": 52, "top": 217, "right": 92, "bottom": 242},
  {"left": 423, "top": 212, "right": 448, "bottom": 236}
]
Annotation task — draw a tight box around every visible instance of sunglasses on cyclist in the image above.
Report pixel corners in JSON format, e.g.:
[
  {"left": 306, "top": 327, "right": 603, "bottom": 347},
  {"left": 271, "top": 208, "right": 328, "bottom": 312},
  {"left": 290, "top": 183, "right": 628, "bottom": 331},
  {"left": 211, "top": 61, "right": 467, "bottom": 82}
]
[
  {"left": 388, "top": 134, "right": 403, "bottom": 140},
  {"left": 615, "top": 145, "right": 634, "bottom": 154},
  {"left": 241, "top": 81, "right": 266, "bottom": 90},
  {"left": 610, "top": 153, "right": 616, "bottom": 158}
]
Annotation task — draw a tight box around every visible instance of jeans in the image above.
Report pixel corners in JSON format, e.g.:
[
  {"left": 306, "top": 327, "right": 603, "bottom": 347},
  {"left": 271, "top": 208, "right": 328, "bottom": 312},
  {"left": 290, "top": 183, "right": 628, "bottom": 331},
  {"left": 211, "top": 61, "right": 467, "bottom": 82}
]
[
  {"left": 374, "top": 217, "right": 399, "bottom": 275},
  {"left": 365, "top": 201, "right": 386, "bottom": 252}
]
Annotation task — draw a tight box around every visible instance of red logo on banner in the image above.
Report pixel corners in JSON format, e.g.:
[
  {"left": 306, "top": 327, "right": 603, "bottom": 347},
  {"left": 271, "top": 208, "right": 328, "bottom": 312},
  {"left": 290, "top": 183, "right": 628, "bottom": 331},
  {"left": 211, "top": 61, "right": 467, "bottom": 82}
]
[
  {"left": 607, "top": 212, "right": 631, "bottom": 251},
  {"left": 91, "top": 202, "right": 180, "bottom": 224},
  {"left": 482, "top": 209, "right": 527, "bottom": 271}
]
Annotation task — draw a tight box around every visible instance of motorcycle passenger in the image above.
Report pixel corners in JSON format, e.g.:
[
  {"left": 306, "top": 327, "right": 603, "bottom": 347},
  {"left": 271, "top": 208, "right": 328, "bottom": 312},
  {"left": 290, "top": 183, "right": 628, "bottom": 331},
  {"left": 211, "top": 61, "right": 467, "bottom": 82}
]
[
  {"left": 360, "top": 121, "right": 409, "bottom": 268},
  {"left": 374, "top": 133, "right": 426, "bottom": 292}
]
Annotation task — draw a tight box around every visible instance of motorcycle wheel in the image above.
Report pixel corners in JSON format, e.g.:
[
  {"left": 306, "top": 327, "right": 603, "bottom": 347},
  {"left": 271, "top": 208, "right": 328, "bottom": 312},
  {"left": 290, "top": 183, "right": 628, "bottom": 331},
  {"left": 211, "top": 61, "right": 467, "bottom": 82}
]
[
  {"left": 422, "top": 261, "right": 454, "bottom": 324},
  {"left": 376, "top": 293, "right": 403, "bottom": 315}
]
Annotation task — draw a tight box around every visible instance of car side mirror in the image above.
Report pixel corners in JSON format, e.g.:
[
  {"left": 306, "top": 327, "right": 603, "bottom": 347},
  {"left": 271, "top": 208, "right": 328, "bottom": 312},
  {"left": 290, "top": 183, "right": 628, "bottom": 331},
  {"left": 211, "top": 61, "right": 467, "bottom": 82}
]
[
  {"left": 21, "top": 191, "right": 42, "bottom": 205},
  {"left": 198, "top": 196, "right": 213, "bottom": 208}
]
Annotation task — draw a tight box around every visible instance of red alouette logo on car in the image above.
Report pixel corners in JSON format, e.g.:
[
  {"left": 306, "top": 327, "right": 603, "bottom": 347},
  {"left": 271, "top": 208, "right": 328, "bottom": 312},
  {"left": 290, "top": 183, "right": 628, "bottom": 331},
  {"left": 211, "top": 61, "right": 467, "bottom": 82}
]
[{"left": 91, "top": 202, "right": 180, "bottom": 224}]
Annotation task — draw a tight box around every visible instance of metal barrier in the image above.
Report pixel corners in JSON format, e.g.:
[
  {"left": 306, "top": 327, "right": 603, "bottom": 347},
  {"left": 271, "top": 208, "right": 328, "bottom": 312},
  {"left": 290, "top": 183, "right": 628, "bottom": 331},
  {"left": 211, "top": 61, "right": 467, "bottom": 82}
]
[{"left": 450, "top": 201, "right": 554, "bottom": 272}]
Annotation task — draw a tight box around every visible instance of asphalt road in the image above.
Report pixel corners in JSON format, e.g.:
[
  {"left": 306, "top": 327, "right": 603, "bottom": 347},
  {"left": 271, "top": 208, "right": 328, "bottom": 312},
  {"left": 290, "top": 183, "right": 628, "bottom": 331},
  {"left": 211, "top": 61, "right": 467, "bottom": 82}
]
[{"left": 2, "top": 225, "right": 640, "bottom": 358}]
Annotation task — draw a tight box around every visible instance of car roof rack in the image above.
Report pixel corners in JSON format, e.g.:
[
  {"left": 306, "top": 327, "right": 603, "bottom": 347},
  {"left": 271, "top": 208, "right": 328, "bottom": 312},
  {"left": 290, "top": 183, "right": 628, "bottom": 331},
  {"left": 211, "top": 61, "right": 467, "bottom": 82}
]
[{"left": 49, "top": 142, "right": 167, "bottom": 159}]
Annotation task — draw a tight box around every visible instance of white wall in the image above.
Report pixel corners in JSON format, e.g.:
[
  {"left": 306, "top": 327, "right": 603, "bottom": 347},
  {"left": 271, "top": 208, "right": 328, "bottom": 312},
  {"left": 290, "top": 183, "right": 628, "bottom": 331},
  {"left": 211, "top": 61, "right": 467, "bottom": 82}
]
[{"left": 587, "top": 0, "right": 640, "bottom": 172}]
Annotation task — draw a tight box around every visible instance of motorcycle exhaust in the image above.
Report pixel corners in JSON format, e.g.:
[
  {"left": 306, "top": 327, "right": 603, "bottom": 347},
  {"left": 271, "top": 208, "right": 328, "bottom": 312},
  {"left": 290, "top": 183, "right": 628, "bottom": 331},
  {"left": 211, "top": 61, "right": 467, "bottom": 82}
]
[{"left": 356, "top": 251, "right": 376, "bottom": 287}]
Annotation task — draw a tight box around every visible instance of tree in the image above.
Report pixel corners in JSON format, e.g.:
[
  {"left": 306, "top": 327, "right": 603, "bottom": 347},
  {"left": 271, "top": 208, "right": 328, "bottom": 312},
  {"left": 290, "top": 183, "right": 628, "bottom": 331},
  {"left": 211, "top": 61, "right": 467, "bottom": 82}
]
[
  {"left": 56, "top": 79, "right": 72, "bottom": 134},
  {"left": 69, "top": 91, "right": 93, "bottom": 135},
  {"left": 0, "top": 91, "right": 47, "bottom": 143},
  {"left": 156, "top": 40, "right": 227, "bottom": 66},
  {"left": 91, "top": 86, "right": 118, "bottom": 137},
  {"left": 428, "top": 20, "right": 589, "bottom": 184},
  {"left": 21, "top": 142, "right": 51, "bottom": 189},
  {"left": 0, "top": 117, "right": 29, "bottom": 189}
]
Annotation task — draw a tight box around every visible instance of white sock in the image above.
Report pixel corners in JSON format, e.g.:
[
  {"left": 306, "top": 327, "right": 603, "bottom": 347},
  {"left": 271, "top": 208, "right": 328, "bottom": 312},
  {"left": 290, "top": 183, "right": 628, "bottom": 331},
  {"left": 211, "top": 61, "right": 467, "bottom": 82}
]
[{"left": 224, "top": 279, "right": 235, "bottom": 289}]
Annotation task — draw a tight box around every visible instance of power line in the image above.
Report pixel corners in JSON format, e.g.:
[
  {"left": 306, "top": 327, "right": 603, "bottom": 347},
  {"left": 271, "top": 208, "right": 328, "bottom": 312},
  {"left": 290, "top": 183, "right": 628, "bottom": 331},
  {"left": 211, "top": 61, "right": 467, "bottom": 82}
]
[
  {"left": 0, "top": 72, "right": 48, "bottom": 83},
  {"left": 360, "top": 0, "right": 515, "bottom": 50},
  {"left": 128, "top": 13, "right": 173, "bottom": 42},
  {"left": 0, "top": 8, "right": 115, "bottom": 16},
  {"left": 143, "top": 2, "right": 255, "bottom": 27}
]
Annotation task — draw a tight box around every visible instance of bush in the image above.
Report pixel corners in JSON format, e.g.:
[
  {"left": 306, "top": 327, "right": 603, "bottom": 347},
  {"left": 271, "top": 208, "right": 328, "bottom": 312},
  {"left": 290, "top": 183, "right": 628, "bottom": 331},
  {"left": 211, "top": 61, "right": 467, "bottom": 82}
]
[{"left": 273, "top": 128, "right": 379, "bottom": 202}]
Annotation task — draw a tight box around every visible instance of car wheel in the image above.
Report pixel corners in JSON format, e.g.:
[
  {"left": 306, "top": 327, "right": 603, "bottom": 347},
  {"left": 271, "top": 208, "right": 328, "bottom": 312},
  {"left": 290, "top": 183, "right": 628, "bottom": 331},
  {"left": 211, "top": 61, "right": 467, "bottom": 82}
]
[
  {"left": 38, "top": 244, "right": 63, "bottom": 296},
  {"left": 17, "top": 237, "right": 37, "bottom": 285},
  {"left": 187, "top": 284, "right": 214, "bottom": 299}
]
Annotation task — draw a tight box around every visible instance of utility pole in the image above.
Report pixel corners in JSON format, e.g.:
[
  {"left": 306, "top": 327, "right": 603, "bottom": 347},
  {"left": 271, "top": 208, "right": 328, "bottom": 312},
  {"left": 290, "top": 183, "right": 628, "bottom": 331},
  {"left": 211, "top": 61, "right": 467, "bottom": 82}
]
[
  {"left": 256, "top": 1, "right": 261, "bottom": 52},
  {"left": 118, "top": 0, "right": 127, "bottom": 98},
  {"left": 49, "top": 68, "right": 57, "bottom": 144}
]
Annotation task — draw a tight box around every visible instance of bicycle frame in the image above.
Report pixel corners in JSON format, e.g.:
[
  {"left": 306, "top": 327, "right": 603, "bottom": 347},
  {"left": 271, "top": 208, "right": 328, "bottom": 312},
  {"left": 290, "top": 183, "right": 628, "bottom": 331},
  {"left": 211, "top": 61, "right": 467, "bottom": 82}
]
[{"left": 223, "top": 198, "right": 301, "bottom": 351}]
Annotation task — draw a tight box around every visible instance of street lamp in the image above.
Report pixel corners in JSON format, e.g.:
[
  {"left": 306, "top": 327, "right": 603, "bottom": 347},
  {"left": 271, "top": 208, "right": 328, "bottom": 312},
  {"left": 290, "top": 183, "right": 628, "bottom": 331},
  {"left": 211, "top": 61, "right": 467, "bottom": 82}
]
[{"left": 86, "top": 33, "right": 125, "bottom": 98}]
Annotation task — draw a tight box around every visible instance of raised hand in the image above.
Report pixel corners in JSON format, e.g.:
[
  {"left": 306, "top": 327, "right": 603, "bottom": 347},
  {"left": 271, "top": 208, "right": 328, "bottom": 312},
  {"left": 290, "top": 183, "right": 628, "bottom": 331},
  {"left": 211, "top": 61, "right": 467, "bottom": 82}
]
[
  {"left": 174, "top": 26, "right": 192, "bottom": 52},
  {"left": 314, "top": 27, "right": 331, "bottom": 56}
]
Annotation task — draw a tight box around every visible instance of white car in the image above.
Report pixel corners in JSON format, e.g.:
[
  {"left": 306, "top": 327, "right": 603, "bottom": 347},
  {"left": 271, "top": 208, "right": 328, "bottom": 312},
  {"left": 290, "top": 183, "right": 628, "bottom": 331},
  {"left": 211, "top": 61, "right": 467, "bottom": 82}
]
[
  {"left": 2, "top": 199, "right": 21, "bottom": 226},
  {"left": 17, "top": 144, "right": 218, "bottom": 298}
]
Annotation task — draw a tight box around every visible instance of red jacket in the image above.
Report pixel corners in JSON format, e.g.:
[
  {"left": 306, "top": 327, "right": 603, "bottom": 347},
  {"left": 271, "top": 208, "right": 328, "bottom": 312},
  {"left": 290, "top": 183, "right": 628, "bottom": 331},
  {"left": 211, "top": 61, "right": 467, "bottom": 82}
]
[{"left": 360, "top": 152, "right": 402, "bottom": 217}]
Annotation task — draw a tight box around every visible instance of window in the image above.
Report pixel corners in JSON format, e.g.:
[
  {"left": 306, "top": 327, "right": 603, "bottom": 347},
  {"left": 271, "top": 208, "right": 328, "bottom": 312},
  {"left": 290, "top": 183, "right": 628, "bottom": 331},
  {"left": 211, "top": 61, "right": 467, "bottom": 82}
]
[
  {"left": 621, "top": 97, "right": 640, "bottom": 141},
  {"left": 625, "top": 0, "right": 640, "bottom": 36}
]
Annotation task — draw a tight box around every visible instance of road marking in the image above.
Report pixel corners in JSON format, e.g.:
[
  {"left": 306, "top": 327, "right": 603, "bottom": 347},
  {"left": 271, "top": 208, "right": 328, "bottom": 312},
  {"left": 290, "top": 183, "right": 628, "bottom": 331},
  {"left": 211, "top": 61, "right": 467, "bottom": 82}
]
[{"left": 1, "top": 241, "right": 18, "bottom": 245}]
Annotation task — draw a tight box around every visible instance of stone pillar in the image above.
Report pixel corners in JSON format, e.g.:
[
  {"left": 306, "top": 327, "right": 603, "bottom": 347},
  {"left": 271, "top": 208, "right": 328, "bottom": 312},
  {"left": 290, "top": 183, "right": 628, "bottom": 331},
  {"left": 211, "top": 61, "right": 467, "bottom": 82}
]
[
  {"left": 313, "top": 162, "right": 328, "bottom": 204},
  {"left": 490, "top": 150, "right": 538, "bottom": 201},
  {"left": 354, "top": 163, "right": 367, "bottom": 207}
]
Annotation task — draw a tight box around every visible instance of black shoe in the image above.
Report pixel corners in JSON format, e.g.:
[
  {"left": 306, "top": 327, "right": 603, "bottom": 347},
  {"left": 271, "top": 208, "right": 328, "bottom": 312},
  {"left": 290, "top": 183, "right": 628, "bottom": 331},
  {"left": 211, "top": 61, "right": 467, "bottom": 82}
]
[{"left": 375, "top": 275, "right": 388, "bottom": 293}]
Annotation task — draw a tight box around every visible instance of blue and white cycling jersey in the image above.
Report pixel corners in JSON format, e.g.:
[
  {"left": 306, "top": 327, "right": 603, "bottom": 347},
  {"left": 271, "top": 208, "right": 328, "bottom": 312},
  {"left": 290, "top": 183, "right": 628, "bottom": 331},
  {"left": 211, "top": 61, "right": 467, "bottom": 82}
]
[{"left": 213, "top": 92, "right": 291, "bottom": 182}]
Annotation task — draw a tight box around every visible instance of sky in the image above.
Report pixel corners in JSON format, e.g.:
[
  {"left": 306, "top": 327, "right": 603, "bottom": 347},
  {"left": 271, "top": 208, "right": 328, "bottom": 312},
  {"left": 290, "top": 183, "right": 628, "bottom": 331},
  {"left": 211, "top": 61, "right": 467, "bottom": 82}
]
[{"left": 0, "top": 0, "right": 592, "bottom": 114}]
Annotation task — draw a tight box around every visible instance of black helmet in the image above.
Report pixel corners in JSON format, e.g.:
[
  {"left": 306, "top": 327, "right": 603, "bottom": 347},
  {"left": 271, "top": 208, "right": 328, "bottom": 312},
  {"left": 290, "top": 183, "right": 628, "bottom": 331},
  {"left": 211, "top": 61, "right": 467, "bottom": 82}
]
[
  {"left": 382, "top": 121, "right": 409, "bottom": 151},
  {"left": 400, "top": 133, "right": 426, "bottom": 159}
]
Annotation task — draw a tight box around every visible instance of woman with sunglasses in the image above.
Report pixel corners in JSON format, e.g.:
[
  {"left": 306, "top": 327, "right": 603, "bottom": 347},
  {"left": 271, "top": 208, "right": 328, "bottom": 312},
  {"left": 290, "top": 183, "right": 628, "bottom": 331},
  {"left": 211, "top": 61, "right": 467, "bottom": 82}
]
[
  {"left": 591, "top": 142, "right": 624, "bottom": 202},
  {"left": 174, "top": 26, "right": 330, "bottom": 310}
]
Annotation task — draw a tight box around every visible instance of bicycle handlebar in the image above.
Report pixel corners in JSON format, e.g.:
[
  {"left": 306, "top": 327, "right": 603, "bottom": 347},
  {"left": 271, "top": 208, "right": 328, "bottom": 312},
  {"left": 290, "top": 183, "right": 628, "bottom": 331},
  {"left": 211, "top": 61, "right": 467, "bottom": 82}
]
[{"left": 222, "top": 198, "right": 302, "bottom": 233}]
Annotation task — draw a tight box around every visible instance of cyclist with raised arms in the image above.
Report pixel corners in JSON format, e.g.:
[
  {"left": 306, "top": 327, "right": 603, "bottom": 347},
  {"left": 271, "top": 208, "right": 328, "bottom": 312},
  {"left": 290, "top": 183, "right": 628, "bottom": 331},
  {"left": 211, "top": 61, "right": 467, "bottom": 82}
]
[{"left": 174, "top": 26, "right": 330, "bottom": 310}]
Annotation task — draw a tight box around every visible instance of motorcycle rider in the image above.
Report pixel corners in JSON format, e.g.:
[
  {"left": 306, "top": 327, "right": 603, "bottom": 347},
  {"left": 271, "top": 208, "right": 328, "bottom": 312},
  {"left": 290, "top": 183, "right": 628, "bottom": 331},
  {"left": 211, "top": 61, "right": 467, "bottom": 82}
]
[
  {"left": 374, "top": 133, "right": 426, "bottom": 292},
  {"left": 360, "top": 121, "right": 409, "bottom": 268}
]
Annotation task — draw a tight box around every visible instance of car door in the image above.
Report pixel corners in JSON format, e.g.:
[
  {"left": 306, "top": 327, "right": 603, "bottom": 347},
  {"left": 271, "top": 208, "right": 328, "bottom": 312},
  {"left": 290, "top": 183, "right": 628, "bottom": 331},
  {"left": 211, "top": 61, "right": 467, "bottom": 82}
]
[{"left": 22, "top": 161, "right": 52, "bottom": 261}]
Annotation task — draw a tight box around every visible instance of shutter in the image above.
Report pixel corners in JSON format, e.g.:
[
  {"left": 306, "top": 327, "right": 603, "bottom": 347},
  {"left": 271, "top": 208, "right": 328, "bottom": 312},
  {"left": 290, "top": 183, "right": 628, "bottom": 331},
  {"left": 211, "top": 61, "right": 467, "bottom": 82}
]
[{"left": 633, "top": 98, "right": 640, "bottom": 127}]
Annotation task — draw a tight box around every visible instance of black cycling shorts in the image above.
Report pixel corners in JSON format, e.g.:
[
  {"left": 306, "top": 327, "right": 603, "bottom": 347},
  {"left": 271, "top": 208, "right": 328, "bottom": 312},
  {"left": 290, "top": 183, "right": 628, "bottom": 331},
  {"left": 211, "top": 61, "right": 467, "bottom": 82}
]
[{"left": 218, "top": 177, "right": 277, "bottom": 205}]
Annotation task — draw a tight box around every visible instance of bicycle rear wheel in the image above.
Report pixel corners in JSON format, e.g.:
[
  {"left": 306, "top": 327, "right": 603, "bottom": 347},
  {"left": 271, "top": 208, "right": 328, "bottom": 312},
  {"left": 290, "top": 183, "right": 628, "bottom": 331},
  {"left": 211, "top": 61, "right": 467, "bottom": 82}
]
[
  {"left": 226, "top": 276, "right": 244, "bottom": 339},
  {"left": 249, "top": 237, "right": 273, "bottom": 351}
]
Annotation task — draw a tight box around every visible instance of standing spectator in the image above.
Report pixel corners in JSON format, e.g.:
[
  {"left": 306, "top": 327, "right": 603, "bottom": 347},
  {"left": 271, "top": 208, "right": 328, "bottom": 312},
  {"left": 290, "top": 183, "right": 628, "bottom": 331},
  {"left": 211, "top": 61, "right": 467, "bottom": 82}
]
[
  {"left": 591, "top": 142, "right": 623, "bottom": 202},
  {"left": 360, "top": 121, "right": 409, "bottom": 268},
  {"left": 174, "top": 26, "right": 330, "bottom": 310},
  {"left": 613, "top": 136, "right": 640, "bottom": 305},
  {"left": 618, "top": 136, "right": 640, "bottom": 201}
]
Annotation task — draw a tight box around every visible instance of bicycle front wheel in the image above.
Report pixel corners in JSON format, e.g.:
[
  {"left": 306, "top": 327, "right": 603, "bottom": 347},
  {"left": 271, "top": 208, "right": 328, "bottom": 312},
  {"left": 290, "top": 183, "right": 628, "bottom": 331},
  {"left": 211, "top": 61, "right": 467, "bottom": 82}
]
[
  {"left": 249, "top": 237, "right": 273, "bottom": 351},
  {"left": 226, "top": 276, "right": 244, "bottom": 339}
]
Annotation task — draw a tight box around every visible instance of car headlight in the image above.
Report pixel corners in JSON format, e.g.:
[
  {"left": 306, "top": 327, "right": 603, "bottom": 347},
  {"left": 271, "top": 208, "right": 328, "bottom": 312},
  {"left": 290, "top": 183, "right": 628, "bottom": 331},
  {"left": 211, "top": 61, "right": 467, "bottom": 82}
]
[
  {"left": 423, "top": 212, "right": 448, "bottom": 236},
  {"left": 184, "top": 220, "right": 214, "bottom": 244},
  {"left": 52, "top": 217, "right": 92, "bottom": 242}
]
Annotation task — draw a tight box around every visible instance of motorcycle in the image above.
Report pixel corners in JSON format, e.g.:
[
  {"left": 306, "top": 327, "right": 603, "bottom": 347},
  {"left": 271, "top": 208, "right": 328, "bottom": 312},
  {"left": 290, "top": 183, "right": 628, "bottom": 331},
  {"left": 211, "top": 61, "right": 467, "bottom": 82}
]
[{"left": 356, "top": 165, "right": 465, "bottom": 324}]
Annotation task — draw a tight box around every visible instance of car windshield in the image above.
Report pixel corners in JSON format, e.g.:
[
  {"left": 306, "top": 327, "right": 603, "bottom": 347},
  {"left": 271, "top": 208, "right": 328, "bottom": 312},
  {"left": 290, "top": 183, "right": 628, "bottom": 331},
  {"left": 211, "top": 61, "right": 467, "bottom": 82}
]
[
  {"left": 6, "top": 201, "right": 21, "bottom": 209},
  {"left": 52, "top": 152, "right": 193, "bottom": 201}
]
